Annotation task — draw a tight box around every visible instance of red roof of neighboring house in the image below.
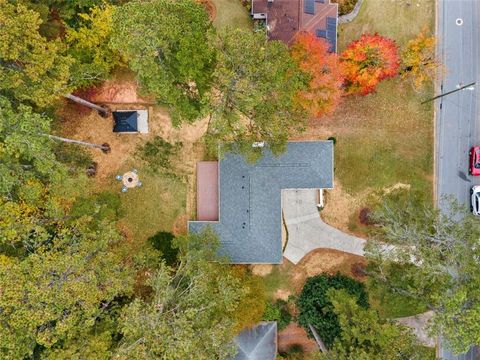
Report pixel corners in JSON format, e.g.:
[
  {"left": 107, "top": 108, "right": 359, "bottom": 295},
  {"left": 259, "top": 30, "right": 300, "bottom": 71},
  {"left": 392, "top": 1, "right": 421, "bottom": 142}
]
[
  {"left": 251, "top": 0, "right": 338, "bottom": 49},
  {"left": 196, "top": 161, "right": 219, "bottom": 221}
]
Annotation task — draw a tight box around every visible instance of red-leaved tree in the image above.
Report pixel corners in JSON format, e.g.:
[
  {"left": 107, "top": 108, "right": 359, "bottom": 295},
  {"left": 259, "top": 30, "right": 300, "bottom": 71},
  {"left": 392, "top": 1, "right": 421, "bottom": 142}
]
[
  {"left": 291, "top": 32, "right": 343, "bottom": 117},
  {"left": 340, "top": 33, "right": 400, "bottom": 95}
]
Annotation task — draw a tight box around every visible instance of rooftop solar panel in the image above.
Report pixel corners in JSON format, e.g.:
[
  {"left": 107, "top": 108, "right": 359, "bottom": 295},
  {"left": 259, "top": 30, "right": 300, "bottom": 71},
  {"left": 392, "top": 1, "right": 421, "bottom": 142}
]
[
  {"left": 304, "top": 0, "right": 315, "bottom": 14},
  {"left": 327, "top": 17, "right": 336, "bottom": 25},
  {"left": 327, "top": 32, "right": 336, "bottom": 53},
  {"left": 315, "top": 0, "right": 325, "bottom": 3},
  {"left": 316, "top": 29, "right": 327, "bottom": 38}
]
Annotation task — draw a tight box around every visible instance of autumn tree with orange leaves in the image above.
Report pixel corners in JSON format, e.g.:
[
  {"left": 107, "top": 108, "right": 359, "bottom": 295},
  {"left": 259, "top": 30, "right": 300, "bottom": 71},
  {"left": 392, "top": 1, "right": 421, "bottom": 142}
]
[
  {"left": 340, "top": 34, "right": 400, "bottom": 95},
  {"left": 291, "top": 32, "right": 343, "bottom": 117}
]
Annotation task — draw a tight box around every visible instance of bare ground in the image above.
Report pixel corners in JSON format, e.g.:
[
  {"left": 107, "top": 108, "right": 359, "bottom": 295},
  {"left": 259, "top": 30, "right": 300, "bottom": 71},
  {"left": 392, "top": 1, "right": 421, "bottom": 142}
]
[{"left": 278, "top": 323, "right": 318, "bottom": 354}]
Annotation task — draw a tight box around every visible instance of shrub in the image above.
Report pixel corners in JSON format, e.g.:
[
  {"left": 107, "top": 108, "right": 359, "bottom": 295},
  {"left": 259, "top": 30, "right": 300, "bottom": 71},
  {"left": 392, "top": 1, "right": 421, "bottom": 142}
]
[
  {"left": 262, "top": 299, "right": 292, "bottom": 331},
  {"left": 359, "top": 207, "right": 375, "bottom": 225},
  {"left": 279, "top": 344, "right": 304, "bottom": 360},
  {"left": 148, "top": 231, "right": 179, "bottom": 267},
  {"left": 136, "top": 136, "right": 182, "bottom": 173},
  {"left": 297, "top": 273, "right": 369, "bottom": 348},
  {"left": 70, "top": 191, "right": 123, "bottom": 222},
  {"left": 333, "top": 0, "right": 359, "bottom": 16}
]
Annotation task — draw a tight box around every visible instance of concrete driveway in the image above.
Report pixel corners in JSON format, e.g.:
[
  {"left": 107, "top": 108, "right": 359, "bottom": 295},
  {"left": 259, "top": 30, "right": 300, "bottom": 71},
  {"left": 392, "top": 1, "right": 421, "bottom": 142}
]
[{"left": 282, "top": 189, "right": 366, "bottom": 264}]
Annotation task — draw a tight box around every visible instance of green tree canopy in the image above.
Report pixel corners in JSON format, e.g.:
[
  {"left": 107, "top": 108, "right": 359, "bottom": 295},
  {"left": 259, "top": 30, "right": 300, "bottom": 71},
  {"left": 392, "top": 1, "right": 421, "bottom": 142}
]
[
  {"left": 297, "top": 273, "right": 369, "bottom": 348},
  {"left": 367, "top": 196, "right": 480, "bottom": 354},
  {"left": 115, "top": 229, "right": 265, "bottom": 359},
  {"left": 0, "top": 96, "right": 82, "bottom": 248},
  {"left": 316, "top": 289, "right": 433, "bottom": 360},
  {"left": 0, "top": 219, "right": 135, "bottom": 359},
  {"left": 65, "top": 3, "right": 122, "bottom": 88},
  {"left": 0, "top": 0, "right": 73, "bottom": 106},
  {"left": 110, "top": 0, "right": 216, "bottom": 124},
  {"left": 209, "top": 29, "right": 307, "bottom": 161}
]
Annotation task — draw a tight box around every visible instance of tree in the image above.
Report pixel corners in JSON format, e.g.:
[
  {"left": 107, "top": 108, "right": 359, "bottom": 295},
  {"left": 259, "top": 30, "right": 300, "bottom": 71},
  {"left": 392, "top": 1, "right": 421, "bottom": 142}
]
[
  {"left": 297, "top": 273, "right": 369, "bottom": 348},
  {"left": 401, "top": 27, "right": 439, "bottom": 90},
  {"left": 315, "top": 289, "right": 433, "bottom": 360},
  {"left": 0, "top": 0, "right": 73, "bottom": 106},
  {"left": 209, "top": 29, "right": 307, "bottom": 161},
  {"left": 340, "top": 33, "right": 400, "bottom": 95},
  {"left": 115, "top": 229, "right": 265, "bottom": 359},
  {"left": 65, "top": 4, "right": 122, "bottom": 88},
  {"left": 110, "top": 0, "right": 216, "bottom": 124},
  {"left": 366, "top": 197, "right": 480, "bottom": 354},
  {"left": 291, "top": 31, "right": 343, "bottom": 117},
  {"left": 0, "top": 218, "right": 135, "bottom": 359}
]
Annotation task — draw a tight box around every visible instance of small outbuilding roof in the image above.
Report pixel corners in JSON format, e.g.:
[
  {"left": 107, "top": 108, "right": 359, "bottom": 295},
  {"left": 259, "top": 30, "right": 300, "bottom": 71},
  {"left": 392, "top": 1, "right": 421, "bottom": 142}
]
[
  {"left": 234, "top": 322, "right": 277, "bottom": 360},
  {"left": 113, "top": 111, "right": 138, "bottom": 133},
  {"left": 113, "top": 110, "right": 149, "bottom": 133}
]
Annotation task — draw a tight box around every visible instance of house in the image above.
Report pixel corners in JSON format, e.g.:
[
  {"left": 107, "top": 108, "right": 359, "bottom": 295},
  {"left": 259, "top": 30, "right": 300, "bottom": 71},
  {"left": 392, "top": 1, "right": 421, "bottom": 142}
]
[
  {"left": 233, "top": 322, "right": 278, "bottom": 360},
  {"left": 188, "top": 141, "right": 334, "bottom": 264},
  {"left": 250, "top": 0, "right": 338, "bottom": 52}
]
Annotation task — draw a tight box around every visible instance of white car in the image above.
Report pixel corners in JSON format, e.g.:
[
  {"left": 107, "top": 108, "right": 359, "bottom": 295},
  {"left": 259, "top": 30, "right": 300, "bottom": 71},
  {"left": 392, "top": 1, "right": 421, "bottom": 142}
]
[{"left": 471, "top": 186, "right": 480, "bottom": 216}]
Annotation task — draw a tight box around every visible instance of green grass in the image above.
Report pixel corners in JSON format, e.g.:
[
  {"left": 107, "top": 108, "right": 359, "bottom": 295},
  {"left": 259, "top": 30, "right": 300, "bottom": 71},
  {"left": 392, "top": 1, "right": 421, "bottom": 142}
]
[
  {"left": 262, "top": 263, "right": 293, "bottom": 300},
  {"left": 330, "top": 0, "right": 434, "bottom": 201},
  {"left": 118, "top": 169, "right": 187, "bottom": 243},
  {"left": 368, "top": 282, "right": 428, "bottom": 319},
  {"left": 211, "top": 0, "right": 252, "bottom": 30},
  {"left": 333, "top": 80, "right": 433, "bottom": 198},
  {"left": 338, "top": 0, "right": 435, "bottom": 50}
]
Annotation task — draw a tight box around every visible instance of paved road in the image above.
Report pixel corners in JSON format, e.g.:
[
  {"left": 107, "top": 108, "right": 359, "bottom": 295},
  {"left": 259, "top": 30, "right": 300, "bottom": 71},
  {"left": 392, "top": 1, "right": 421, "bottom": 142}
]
[
  {"left": 437, "top": 0, "right": 480, "bottom": 206},
  {"left": 437, "top": 0, "right": 479, "bottom": 358},
  {"left": 282, "top": 189, "right": 366, "bottom": 264}
]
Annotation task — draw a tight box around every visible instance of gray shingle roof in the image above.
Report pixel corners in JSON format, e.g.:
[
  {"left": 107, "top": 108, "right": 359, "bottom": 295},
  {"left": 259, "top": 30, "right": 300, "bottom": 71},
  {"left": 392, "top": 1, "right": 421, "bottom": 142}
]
[
  {"left": 189, "top": 141, "right": 334, "bottom": 264},
  {"left": 234, "top": 322, "right": 277, "bottom": 360}
]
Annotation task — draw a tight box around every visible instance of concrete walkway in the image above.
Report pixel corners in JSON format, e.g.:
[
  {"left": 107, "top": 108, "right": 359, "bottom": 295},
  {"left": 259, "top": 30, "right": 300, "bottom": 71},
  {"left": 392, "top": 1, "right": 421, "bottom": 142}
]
[
  {"left": 282, "top": 189, "right": 366, "bottom": 264},
  {"left": 396, "top": 311, "right": 435, "bottom": 348}
]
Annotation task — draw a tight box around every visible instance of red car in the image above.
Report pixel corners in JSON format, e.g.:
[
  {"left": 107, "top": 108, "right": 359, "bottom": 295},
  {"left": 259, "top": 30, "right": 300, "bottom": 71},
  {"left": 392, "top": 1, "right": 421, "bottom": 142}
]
[{"left": 469, "top": 146, "right": 480, "bottom": 176}]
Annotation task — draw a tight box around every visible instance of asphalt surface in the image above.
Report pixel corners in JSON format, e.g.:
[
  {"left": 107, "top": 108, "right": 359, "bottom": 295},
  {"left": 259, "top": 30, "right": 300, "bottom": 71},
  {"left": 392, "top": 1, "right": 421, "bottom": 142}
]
[
  {"left": 437, "top": 0, "right": 479, "bottom": 358},
  {"left": 437, "top": 0, "right": 480, "bottom": 206}
]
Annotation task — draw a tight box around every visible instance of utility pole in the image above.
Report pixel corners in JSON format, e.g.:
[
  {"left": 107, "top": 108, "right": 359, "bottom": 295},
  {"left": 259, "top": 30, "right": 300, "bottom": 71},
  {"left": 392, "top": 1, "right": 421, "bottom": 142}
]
[{"left": 421, "top": 82, "right": 475, "bottom": 104}]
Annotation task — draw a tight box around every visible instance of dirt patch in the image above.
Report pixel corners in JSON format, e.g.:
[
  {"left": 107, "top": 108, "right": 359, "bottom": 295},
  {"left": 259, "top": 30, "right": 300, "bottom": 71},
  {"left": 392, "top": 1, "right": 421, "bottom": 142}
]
[
  {"left": 172, "top": 214, "right": 189, "bottom": 236},
  {"left": 83, "top": 75, "right": 155, "bottom": 105},
  {"left": 57, "top": 103, "right": 209, "bottom": 188},
  {"left": 289, "top": 248, "right": 366, "bottom": 294},
  {"left": 278, "top": 323, "right": 318, "bottom": 354},
  {"left": 197, "top": 0, "right": 216, "bottom": 21},
  {"left": 251, "top": 264, "right": 274, "bottom": 276}
]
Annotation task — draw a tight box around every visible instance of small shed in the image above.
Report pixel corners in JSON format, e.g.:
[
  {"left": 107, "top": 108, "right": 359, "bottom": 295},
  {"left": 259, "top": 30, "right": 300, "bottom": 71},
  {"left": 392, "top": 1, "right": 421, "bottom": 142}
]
[{"left": 113, "top": 110, "right": 149, "bottom": 134}]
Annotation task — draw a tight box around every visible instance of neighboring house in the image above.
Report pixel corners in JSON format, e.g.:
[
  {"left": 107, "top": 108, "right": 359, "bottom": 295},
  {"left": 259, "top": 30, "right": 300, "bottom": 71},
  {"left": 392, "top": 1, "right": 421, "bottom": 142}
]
[
  {"left": 250, "top": 0, "right": 338, "bottom": 52},
  {"left": 234, "top": 322, "right": 278, "bottom": 360},
  {"left": 188, "top": 141, "right": 334, "bottom": 264}
]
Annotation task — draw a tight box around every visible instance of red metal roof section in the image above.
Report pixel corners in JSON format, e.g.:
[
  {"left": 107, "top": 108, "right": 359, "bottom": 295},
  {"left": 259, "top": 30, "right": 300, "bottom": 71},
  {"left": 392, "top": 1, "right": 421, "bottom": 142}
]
[
  {"left": 252, "top": 0, "right": 337, "bottom": 45},
  {"left": 196, "top": 161, "right": 219, "bottom": 221}
]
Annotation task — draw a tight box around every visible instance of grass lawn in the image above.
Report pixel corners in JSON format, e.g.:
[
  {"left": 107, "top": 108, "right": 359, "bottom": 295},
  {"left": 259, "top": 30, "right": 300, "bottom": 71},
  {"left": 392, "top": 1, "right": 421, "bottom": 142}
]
[
  {"left": 262, "top": 262, "right": 294, "bottom": 300},
  {"left": 118, "top": 169, "right": 187, "bottom": 243},
  {"left": 211, "top": 0, "right": 252, "bottom": 30},
  {"left": 314, "top": 0, "right": 435, "bottom": 235},
  {"left": 338, "top": 0, "right": 434, "bottom": 49}
]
